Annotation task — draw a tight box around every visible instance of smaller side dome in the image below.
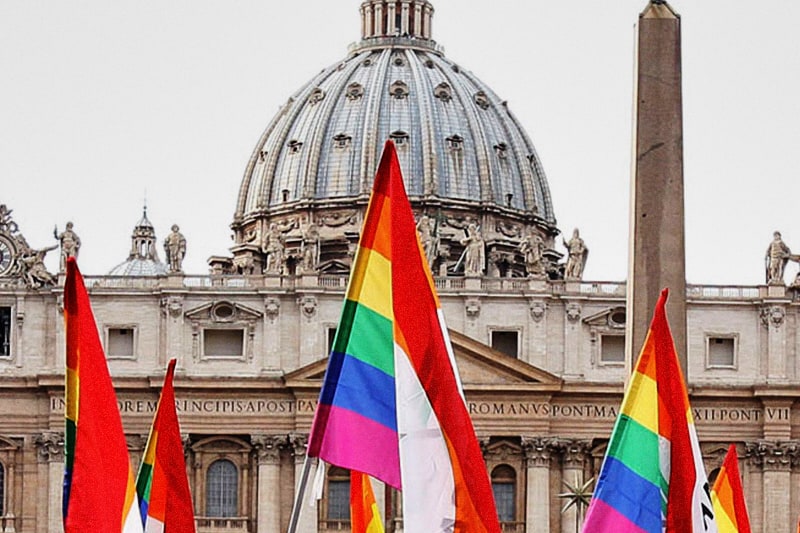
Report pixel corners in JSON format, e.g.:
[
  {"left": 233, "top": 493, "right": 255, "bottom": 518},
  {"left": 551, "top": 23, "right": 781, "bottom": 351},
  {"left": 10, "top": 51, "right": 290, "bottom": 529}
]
[{"left": 108, "top": 207, "right": 168, "bottom": 276}]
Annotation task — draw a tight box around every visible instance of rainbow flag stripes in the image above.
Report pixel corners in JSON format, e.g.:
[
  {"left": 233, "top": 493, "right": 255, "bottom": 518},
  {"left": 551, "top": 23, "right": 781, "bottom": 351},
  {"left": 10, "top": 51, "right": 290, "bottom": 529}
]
[
  {"left": 710, "top": 444, "right": 751, "bottom": 533},
  {"left": 63, "top": 257, "right": 143, "bottom": 533},
  {"left": 136, "top": 359, "right": 196, "bottom": 533},
  {"left": 308, "top": 141, "right": 500, "bottom": 532},
  {"left": 582, "top": 289, "right": 717, "bottom": 533}
]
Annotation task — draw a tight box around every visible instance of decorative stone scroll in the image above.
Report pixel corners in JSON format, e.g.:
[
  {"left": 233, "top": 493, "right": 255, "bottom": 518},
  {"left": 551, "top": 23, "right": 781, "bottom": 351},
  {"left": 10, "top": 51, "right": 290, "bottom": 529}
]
[
  {"left": 251, "top": 434, "right": 286, "bottom": 465},
  {"left": 34, "top": 432, "right": 64, "bottom": 463}
]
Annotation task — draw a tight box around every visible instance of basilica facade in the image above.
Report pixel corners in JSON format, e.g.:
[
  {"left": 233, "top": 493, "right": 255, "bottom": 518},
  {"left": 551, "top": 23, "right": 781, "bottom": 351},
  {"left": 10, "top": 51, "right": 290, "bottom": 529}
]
[{"left": 2, "top": 1, "right": 800, "bottom": 532}]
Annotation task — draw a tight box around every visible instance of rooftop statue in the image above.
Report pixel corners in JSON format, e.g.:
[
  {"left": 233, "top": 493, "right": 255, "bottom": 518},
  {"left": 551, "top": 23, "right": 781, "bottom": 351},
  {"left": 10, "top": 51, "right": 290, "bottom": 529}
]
[
  {"left": 164, "top": 224, "right": 187, "bottom": 273},
  {"left": 765, "top": 231, "right": 791, "bottom": 285},
  {"left": 54, "top": 222, "right": 81, "bottom": 273},
  {"left": 563, "top": 228, "right": 588, "bottom": 281}
]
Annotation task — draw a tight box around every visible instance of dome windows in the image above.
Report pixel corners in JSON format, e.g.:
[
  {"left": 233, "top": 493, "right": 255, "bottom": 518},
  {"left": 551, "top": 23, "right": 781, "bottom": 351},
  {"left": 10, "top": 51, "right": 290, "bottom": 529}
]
[
  {"left": 434, "top": 82, "right": 452, "bottom": 102},
  {"left": 309, "top": 88, "right": 326, "bottom": 105},
  {"left": 390, "top": 80, "right": 409, "bottom": 99},
  {"left": 333, "top": 133, "right": 352, "bottom": 150},
  {"left": 446, "top": 134, "right": 464, "bottom": 152},
  {"left": 474, "top": 91, "right": 491, "bottom": 110},
  {"left": 287, "top": 140, "right": 303, "bottom": 154},
  {"left": 494, "top": 143, "right": 509, "bottom": 159},
  {"left": 390, "top": 130, "right": 409, "bottom": 147},
  {"left": 393, "top": 55, "right": 406, "bottom": 67},
  {"left": 345, "top": 82, "right": 364, "bottom": 101}
]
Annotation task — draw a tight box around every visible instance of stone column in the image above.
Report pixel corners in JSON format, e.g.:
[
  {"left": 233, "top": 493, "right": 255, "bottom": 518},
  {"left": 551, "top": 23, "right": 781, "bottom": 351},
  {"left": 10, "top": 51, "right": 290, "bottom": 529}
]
[
  {"left": 413, "top": 2, "right": 422, "bottom": 36},
  {"left": 386, "top": 1, "right": 396, "bottom": 34},
  {"left": 252, "top": 435, "right": 285, "bottom": 533},
  {"left": 761, "top": 305, "right": 788, "bottom": 381},
  {"left": 562, "top": 302, "right": 582, "bottom": 378},
  {"left": 522, "top": 437, "right": 553, "bottom": 533},
  {"left": 400, "top": 0, "right": 411, "bottom": 36},
  {"left": 750, "top": 440, "right": 795, "bottom": 531},
  {"left": 34, "top": 432, "right": 64, "bottom": 533},
  {"left": 290, "top": 434, "right": 317, "bottom": 533},
  {"left": 374, "top": 1, "right": 385, "bottom": 35},
  {"left": 559, "top": 440, "right": 589, "bottom": 533},
  {"left": 744, "top": 442, "right": 765, "bottom": 533}
]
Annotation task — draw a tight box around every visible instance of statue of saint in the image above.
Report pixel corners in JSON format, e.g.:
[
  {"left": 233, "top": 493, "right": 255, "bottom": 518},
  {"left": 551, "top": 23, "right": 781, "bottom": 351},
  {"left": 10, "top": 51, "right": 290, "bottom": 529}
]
[
  {"left": 460, "top": 223, "right": 485, "bottom": 276},
  {"left": 263, "top": 223, "right": 286, "bottom": 274},
  {"left": 563, "top": 228, "right": 588, "bottom": 280},
  {"left": 164, "top": 224, "right": 187, "bottom": 273},
  {"left": 301, "top": 223, "right": 320, "bottom": 273},
  {"left": 54, "top": 222, "right": 81, "bottom": 272},
  {"left": 416, "top": 215, "right": 439, "bottom": 268},
  {"left": 519, "top": 229, "right": 545, "bottom": 277},
  {"left": 20, "top": 245, "right": 57, "bottom": 288},
  {"left": 765, "top": 231, "right": 791, "bottom": 284}
]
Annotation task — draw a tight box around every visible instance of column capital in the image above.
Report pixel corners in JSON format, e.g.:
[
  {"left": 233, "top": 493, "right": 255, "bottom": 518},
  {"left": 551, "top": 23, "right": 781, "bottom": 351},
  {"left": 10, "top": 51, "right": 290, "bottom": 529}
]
[
  {"left": 745, "top": 440, "right": 800, "bottom": 471},
  {"left": 289, "top": 433, "right": 308, "bottom": 463},
  {"left": 522, "top": 436, "right": 556, "bottom": 467},
  {"left": 251, "top": 434, "right": 286, "bottom": 465},
  {"left": 556, "top": 438, "right": 591, "bottom": 468},
  {"left": 34, "top": 431, "right": 64, "bottom": 463}
]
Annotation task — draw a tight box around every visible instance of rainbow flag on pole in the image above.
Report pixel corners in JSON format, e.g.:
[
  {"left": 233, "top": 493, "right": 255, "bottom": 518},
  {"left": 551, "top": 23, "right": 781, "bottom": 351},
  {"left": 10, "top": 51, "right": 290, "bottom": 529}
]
[
  {"left": 582, "top": 288, "right": 717, "bottom": 533},
  {"left": 350, "top": 471, "right": 384, "bottom": 533},
  {"left": 307, "top": 140, "right": 500, "bottom": 532},
  {"left": 710, "top": 444, "right": 750, "bottom": 533},
  {"left": 136, "top": 358, "right": 196, "bottom": 533},
  {"left": 63, "top": 257, "right": 143, "bottom": 533}
]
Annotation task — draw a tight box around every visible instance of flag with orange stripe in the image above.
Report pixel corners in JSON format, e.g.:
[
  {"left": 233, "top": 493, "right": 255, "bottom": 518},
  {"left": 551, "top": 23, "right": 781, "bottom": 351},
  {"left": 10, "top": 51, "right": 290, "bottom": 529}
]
[{"left": 710, "top": 444, "right": 751, "bottom": 533}]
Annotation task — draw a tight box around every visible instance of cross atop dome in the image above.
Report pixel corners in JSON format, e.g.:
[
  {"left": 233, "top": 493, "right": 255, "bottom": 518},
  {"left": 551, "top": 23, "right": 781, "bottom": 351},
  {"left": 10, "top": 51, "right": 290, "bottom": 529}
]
[{"left": 360, "top": 0, "right": 435, "bottom": 41}]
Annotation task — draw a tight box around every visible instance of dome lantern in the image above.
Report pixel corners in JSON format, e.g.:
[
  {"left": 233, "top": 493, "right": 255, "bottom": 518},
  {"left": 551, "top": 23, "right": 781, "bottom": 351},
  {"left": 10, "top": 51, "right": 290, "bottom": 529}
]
[{"left": 360, "top": 0, "right": 434, "bottom": 41}]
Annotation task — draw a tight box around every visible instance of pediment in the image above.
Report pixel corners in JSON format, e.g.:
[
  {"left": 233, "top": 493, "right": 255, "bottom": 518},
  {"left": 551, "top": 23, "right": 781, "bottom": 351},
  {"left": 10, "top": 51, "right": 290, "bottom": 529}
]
[
  {"left": 285, "top": 328, "right": 562, "bottom": 391},
  {"left": 582, "top": 306, "right": 627, "bottom": 329},
  {"left": 185, "top": 301, "right": 263, "bottom": 322}
]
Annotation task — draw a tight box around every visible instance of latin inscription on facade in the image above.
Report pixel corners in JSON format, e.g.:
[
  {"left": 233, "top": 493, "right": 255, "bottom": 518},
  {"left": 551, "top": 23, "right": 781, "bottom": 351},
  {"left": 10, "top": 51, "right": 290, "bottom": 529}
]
[{"left": 48, "top": 397, "right": 783, "bottom": 424}]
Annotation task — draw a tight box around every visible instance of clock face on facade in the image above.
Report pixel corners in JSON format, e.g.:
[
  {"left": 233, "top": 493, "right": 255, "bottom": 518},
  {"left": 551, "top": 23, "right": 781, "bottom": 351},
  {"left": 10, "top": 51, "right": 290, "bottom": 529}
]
[{"left": 0, "top": 236, "right": 14, "bottom": 275}]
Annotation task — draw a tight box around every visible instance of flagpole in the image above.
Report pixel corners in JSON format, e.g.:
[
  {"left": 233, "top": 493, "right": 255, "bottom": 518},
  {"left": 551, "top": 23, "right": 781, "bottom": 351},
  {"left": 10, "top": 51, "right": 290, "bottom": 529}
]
[{"left": 286, "top": 454, "right": 313, "bottom": 533}]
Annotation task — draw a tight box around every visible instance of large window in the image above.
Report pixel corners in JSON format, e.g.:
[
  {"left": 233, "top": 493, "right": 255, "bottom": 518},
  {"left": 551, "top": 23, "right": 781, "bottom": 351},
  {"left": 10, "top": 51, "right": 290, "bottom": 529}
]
[
  {"left": 491, "top": 330, "right": 519, "bottom": 358},
  {"left": 203, "top": 329, "right": 244, "bottom": 358},
  {"left": 0, "top": 307, "right": 10, "bottom": 357},
  {"left": 327, "top": 467, "right": 350, "bottom": 521},
  {"left": 206, "top": 459, "right": 238, "bottom": 517},
  {"left": 491, "top": 464, "right": 517, "bottom": 523},
  {"left": 105, "top": 327, "right": 135, "bottom": 359}
]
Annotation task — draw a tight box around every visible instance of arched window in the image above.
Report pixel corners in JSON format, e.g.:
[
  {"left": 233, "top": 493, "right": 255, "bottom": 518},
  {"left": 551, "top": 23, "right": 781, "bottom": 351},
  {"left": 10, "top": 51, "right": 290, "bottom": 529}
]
[
  {"left": 206, "top": 459, "right": 238, "bottom": 517},
  {"left": 326, "top": 467, "right": 350, "bottom": 522},
  {"left": 491, "top": 464, "right": 517, "bottom": 523}
]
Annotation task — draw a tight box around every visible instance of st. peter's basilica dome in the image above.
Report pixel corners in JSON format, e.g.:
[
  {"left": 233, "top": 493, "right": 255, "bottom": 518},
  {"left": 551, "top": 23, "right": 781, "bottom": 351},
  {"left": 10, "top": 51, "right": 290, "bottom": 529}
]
[{"left": 223, "top": 0, "right": 561, "bottom": 278}]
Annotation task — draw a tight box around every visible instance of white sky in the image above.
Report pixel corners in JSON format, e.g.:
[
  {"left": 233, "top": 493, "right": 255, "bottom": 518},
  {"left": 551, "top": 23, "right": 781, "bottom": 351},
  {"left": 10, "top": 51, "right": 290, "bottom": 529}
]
[{"left": 2, "top": 1, "right": 799, "bottom": 285}]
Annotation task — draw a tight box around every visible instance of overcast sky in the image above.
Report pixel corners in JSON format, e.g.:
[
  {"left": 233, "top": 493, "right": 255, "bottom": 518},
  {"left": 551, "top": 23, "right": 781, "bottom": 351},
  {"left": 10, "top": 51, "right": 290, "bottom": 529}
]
[{"left": 2, "top": 1, "right": 799, "bottom": 285}]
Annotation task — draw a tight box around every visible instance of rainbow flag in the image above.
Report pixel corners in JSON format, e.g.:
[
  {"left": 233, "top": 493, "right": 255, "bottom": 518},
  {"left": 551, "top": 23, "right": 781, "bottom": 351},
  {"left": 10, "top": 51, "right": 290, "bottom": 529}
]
[
  {"left": 307, "top": 141, "right": 500, "bottom": 532},
  {"left": 710, "top": 444, "right": 750, "bottom": 533},
  {"left": 582, "top": 289, "right": 717, "bottom": 533},
  {"left": 63, "top": 257, "right": 143, "bottom": 533},
  {"left": 136, "top": 358, "right": 196, "bottom": 533},
  {"left": 350, "top": 471, "right": 384, "bottom": 533}
]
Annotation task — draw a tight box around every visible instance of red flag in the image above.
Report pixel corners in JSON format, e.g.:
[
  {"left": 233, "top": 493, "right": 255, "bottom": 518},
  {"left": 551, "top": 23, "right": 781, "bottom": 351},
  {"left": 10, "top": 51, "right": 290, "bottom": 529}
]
[
  {"left": 710, "top": 444, "right": 751, "bottom": 533},
  {"left": 350, "top": 470, "right": 384, "bottom": 533},
  {"left": 136, "top": 358, "right": 196, "bottom": 532},
  {"left": 63, "top": 257, "right": 142, "bottom": 532}
]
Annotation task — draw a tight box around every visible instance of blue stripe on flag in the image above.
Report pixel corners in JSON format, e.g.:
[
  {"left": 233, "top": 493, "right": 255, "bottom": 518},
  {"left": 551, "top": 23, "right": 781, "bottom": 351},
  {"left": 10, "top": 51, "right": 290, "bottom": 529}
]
[
  {"left": 594, "top": 455, "right": 663, "bottom": 533},
  {"left": 326, "top": 353, "right": 397, "bottom": 431}
]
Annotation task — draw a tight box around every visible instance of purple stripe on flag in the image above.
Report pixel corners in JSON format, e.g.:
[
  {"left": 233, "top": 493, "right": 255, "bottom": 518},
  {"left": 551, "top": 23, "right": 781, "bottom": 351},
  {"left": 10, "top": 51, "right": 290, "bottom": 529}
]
[
  {"left": 314, "top": 404, "right": 401, "bottom": 489},
  {"left": 583, "top": 498, "right": 652, "bottom": 533}
]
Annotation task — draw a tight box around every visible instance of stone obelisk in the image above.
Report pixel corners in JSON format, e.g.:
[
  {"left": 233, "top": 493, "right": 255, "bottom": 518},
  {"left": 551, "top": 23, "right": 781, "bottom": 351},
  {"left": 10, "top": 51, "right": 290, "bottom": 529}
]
[{"left": 627, "top": 0, "right": 687, "bottom": 375}]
